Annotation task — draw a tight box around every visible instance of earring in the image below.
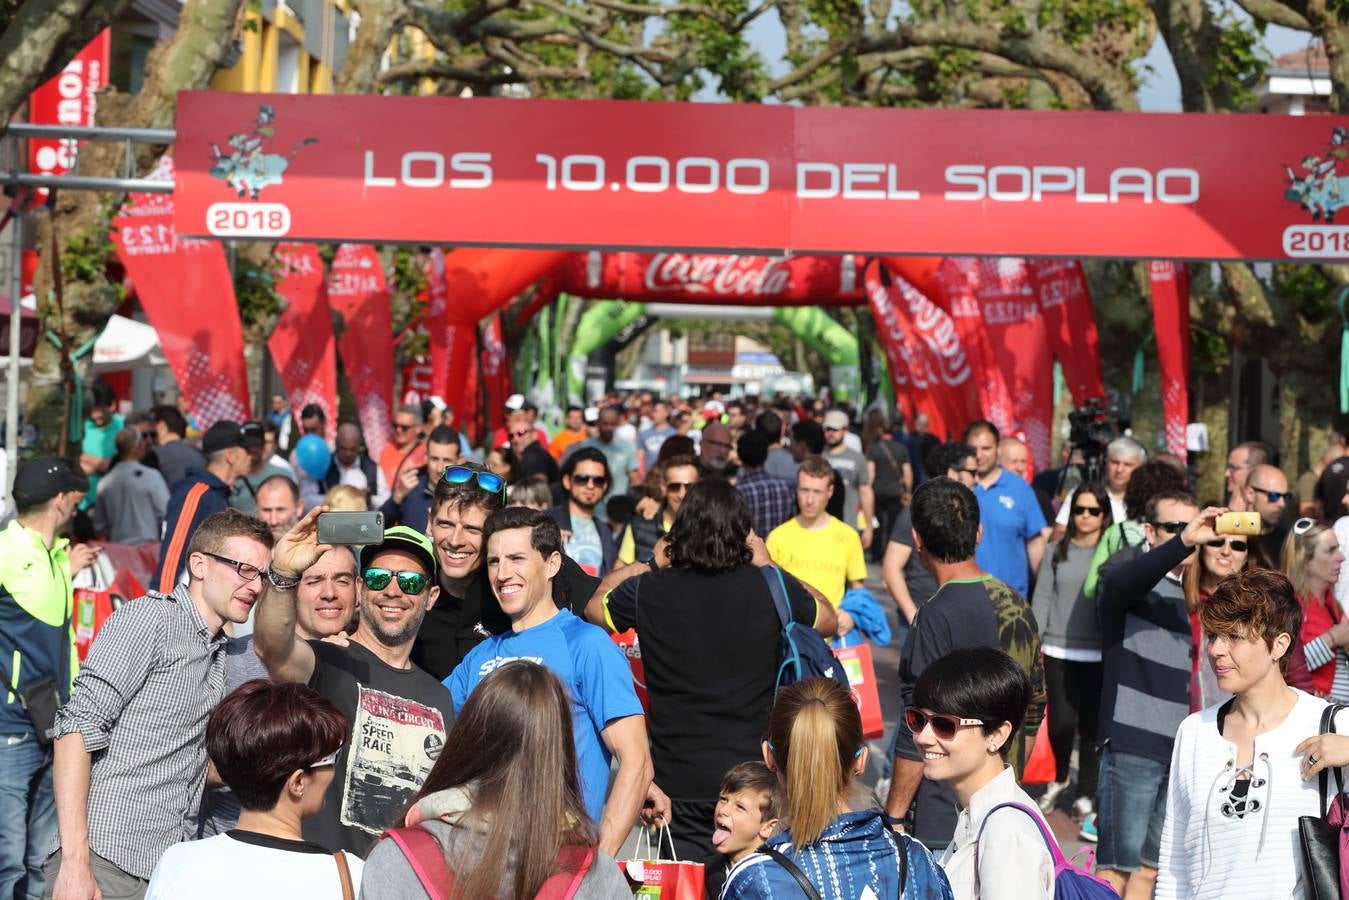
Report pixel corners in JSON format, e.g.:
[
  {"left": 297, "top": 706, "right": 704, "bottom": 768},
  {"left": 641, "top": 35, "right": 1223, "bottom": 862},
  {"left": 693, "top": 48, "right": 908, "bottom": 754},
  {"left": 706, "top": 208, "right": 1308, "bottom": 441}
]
[{"left": 987, "top": 744, "right": 998, "bottom": 754}]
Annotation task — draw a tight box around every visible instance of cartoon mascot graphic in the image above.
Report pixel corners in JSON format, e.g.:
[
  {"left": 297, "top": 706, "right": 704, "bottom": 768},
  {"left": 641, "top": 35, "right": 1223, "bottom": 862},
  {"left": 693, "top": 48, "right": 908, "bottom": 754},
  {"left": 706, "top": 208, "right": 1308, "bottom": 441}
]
[
  {"left": 1284, "top": 125, "right": 1349, "bottom": 223},
  {"left": 208, "top": 104, "right": 317, "bottom": 200}
]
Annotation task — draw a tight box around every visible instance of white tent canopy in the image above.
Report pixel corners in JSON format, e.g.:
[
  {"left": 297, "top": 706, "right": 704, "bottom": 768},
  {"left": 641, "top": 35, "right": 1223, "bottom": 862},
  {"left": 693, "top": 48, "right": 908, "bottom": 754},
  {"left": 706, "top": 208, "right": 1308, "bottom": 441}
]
[{"left": 0, "top": 295, "right": 167, "bottom": 374}]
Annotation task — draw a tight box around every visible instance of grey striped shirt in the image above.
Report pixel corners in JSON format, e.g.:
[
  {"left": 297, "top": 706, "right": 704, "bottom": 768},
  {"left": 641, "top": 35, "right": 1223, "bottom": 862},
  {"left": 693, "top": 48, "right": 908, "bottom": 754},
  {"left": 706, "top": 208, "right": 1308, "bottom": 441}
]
[
  {"left": 1302, "top": 635, "right": 1349, "bottom": 702},
  {"left": 53, "top": 584, "right": 228, "bottom": 879}
]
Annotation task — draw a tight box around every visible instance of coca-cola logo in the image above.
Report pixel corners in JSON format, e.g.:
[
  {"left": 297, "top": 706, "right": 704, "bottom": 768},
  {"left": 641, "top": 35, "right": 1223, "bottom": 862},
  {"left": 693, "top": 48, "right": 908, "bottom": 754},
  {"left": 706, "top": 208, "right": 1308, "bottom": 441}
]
[
  {"left": 868, "top": 280, "right": 971, "bottom": 388},
  {"left": 644, "top": 253, "right": 791, "bottom": 296}
]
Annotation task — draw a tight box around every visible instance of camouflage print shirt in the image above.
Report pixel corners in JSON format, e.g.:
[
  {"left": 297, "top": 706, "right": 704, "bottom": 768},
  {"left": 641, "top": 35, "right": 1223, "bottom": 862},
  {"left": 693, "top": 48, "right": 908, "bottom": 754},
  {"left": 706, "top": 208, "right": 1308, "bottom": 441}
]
[{"left": 896, "top": 573, "right": 1046, "bottom": 847}]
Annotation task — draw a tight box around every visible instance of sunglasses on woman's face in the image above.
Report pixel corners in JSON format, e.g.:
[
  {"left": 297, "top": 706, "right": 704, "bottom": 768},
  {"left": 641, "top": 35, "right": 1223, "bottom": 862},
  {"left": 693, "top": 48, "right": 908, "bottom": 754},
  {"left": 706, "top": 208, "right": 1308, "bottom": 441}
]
[
  {"left": 904, "top": 706, "right": 984, "bottom": 741},
  {"left": 1071, "top": 505, "right": 1104, "bottom": 517},
  {"left": 441, "top": 465, "right": 506, "bottom": 496},
  {"left": 361, "top": 567, "right": 430, "bottom": 595},
  {"left": 1207, "top": 538, "right": 1249, "bottom": 552}
]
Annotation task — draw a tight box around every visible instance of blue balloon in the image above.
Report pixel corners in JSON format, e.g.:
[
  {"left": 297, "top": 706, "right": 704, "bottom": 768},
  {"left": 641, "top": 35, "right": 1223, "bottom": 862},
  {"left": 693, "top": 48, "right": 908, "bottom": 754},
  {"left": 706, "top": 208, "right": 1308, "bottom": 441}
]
[{"left": 295, "top": 434, "right": 331, "bottom": 481}]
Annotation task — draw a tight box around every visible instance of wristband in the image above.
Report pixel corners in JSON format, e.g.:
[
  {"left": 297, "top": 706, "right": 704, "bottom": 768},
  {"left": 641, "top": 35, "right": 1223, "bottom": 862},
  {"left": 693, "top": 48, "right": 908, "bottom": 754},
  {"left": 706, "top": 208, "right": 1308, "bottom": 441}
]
[
  {"left": 267, "top": 564, "right": 301, "bottom": 591},
  {"left": 647, "top": 558, "right": 660, "bottom": 573}
]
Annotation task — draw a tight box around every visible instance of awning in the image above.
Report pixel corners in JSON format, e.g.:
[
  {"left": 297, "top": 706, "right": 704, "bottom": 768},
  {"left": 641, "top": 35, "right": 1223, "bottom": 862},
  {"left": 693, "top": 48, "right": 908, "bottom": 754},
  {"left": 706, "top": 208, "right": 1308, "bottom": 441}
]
[{"left": 0, "top": 296, "right": 168, "bottom": 373}]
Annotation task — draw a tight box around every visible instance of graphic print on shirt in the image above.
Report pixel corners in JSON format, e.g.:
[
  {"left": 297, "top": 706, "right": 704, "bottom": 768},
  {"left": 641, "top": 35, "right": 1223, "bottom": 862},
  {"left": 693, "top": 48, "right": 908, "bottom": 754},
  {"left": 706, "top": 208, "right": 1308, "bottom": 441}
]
[
  {"left": 340, "top": 684, "right": 446, "bottom": 834},
  {"left": 565, "top": 516, "right": 604, "bottom": 577}
]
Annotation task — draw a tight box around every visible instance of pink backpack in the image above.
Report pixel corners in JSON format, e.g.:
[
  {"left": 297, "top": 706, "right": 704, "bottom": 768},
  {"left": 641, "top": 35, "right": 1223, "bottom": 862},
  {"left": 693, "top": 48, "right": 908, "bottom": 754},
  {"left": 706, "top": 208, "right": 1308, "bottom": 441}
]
[{"left": 383, "top": 826, "right": 595, "bottom": 900}]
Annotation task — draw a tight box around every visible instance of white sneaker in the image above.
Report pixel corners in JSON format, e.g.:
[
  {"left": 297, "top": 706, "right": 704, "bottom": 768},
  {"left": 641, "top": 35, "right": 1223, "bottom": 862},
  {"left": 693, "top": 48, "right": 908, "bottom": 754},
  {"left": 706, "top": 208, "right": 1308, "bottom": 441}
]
[
  {"left": 1072, "top": 796, "right": 1094, "bottom": 818},
  {"left": 1038, "top": 779, "right": 1070, "bottom": 813}
]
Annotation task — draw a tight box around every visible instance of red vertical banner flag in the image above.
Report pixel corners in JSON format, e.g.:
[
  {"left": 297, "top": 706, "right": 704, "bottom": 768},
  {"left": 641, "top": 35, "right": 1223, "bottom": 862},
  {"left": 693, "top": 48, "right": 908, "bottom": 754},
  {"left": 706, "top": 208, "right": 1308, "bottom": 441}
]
[
  {"left": 1027, "top": 259, "right": 1105, "bottom": 404},
  {"left": 927, "top": 259, "right": 1017, "bottom": 435},
  {"left": 110, "top": 157, "right": 249, "bottom": 428},
  {"left": 966, "top": 258, "right": 1055, "bottom": 470},
  {"left": 480, "top": 314, "right": 511, "bottom": 438},
  {"left": 27, "top": 30, "right": 110, "bottom": 205},
  {"left": 867, "top": 261, "right": 981, "bottom": 440},
  {"left": 1149, "top": 261, "right": 1191, "bottom": 460},
  {"left": 425, "top": 249, "right": 481, "bottom": 442},
  {"left": 328, "top": 244, "right": 395, "bottom": 458},
  {"left": 269, "top": 243, "right": 336, "bottom": 442}
]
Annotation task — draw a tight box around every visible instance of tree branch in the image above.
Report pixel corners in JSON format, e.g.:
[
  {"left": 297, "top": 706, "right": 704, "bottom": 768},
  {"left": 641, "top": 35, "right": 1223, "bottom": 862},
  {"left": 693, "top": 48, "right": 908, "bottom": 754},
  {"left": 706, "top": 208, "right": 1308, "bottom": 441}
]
[{"left": 1228, "top": 0, "right": 1311, "bottom": 30}]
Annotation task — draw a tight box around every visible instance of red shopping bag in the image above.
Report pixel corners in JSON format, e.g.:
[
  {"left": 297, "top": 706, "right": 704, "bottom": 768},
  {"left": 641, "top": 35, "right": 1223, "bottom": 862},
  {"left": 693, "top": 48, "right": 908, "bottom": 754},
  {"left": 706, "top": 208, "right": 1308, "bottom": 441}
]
[
  {"left": 834, "top": 643, "right": 884, "bottom": 739},
  {"left": 73, "top": 587, "right": 116, "bottom": 662},
  {"left": 1021, "top": 715, "right": 1055, "bottom": 785},
  {"left": 619, "top": 826, "right": 705, "bottom": 900},
  {"left": 611, "top": 629, "right": 649, "bottom": 714}
]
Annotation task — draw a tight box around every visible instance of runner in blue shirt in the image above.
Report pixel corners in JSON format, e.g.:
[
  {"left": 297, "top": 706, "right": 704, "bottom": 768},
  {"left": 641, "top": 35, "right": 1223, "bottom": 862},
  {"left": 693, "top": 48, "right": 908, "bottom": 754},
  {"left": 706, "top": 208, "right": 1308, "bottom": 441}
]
[
  {"left": 963, "top": 421, "right": 1047, "bottom": 596},
  {"left": 445, "top": 507, "right": 650, "bottom": 859}
]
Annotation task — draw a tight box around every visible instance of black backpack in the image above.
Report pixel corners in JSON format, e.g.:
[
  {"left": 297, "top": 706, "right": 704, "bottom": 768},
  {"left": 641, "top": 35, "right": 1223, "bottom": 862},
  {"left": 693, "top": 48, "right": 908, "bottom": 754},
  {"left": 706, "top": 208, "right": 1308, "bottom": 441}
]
[{"left": 761, "top": 565, "right": 851, "bottom": 695}]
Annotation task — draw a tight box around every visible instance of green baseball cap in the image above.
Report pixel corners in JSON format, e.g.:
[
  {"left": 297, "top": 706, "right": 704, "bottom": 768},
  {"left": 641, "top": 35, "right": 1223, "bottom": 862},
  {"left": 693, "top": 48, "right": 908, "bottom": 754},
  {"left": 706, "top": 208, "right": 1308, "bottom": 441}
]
[{"left": 359, "top": 525, "right": 438, "bottom": 579}]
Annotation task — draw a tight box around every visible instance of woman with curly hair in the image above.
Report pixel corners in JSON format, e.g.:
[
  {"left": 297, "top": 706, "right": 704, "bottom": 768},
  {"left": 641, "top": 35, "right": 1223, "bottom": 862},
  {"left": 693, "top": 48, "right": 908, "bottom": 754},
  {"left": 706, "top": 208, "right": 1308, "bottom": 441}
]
[{"left": 585, "top": 477, "right": 838, "bottom": 857}]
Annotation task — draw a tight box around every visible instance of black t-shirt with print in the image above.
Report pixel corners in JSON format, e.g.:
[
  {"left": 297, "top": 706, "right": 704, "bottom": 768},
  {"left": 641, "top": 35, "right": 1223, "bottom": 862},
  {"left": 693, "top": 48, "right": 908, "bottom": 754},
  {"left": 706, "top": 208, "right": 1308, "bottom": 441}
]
[
  {"left": 604, "top": 563, "right": 818, "bottom": 800},
  {"left": 303, "top": 640, "right": 455, "bottom": 857}
]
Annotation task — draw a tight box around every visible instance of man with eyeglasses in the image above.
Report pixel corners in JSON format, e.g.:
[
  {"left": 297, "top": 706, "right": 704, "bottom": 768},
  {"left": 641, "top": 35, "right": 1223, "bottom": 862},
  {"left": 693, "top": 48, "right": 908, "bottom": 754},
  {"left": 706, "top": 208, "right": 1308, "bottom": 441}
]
[
  {"left": 548, "top": 447, "right": 617, "bottom": 577},
  {"left": 568, "top": 407, "right": 640, "bottom": 502},
  {"left": 617, "top": 455, "right": 700, "bottom": 565},
  {"left": 377, "top": 405, "right": 427, "bottom": 490},
  {"left": 381, "top": 425, "right": 461, "bottom": 529},
  {"left": 48, "top": 510, "right": 273, "bottom": 900},
  {"left": 507, "top": 410, "right": 561, "bottom": 486},
  {"left": 1094, "top": 490, "right": 1207, "bottom": 899},
  {"left": 254, "top": 516, "right": 453, "bottom": 856},
  {"left": 1240, "top": 463, "right": 1293, "bottom": 562},
  {"left": 154, "top": 421, "right": 258, "bottom": 594}
]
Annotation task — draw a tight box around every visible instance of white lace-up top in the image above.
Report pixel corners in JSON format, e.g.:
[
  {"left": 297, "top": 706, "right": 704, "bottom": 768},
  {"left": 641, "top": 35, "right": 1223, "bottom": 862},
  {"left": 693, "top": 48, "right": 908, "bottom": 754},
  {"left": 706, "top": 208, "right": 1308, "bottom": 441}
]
[{"left": 1156, "top": 689, "right": 1339, "bottom": 900}]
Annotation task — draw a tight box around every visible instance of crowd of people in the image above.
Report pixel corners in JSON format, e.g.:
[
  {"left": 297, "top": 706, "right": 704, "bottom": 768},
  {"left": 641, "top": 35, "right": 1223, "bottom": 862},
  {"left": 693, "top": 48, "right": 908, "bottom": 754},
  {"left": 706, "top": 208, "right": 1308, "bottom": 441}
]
[{"left": 7, "top": 380, "right": 1349, "bottom": 900}]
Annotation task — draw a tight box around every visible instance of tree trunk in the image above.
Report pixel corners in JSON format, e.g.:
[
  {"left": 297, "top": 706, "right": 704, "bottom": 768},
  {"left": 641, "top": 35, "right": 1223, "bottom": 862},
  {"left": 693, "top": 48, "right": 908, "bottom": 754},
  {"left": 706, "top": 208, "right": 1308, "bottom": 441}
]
[
  {"left": 335, "top": 0, "right": 404, "bottom": 94},
  {"left": 25, "top": 0, "right": 245, "bottom": 453}
]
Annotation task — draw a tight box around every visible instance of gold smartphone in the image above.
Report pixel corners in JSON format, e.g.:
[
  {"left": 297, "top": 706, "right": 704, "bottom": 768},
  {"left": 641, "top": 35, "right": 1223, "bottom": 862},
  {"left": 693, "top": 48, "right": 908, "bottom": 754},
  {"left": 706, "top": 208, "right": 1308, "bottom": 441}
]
[{"left": 1215, "top": 511, "right": 1261, "bottom": 536}]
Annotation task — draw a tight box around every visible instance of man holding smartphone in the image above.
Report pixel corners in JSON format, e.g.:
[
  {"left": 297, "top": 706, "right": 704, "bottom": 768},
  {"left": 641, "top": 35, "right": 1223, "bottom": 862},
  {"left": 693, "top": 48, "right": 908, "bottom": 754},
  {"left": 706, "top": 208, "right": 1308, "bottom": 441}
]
[{"left": 254, "top": 515, "right": 453, "bottom": 856}]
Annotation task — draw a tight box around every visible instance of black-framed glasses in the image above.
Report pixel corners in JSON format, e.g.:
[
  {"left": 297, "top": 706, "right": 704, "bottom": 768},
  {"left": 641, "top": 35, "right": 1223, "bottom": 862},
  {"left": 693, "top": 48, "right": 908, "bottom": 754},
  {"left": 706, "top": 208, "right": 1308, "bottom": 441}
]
[
  {"left": 1247, "top": 484, "right": 1293, "bottom": 504},
  {"left": 959, "top": 468, "right": 978, "bottom": 476},
  {"left": 202, "top": 551, "right": 263, "bottom": 583},
  {"left": 441, "top": 465, "right": 506, "bottom": 496},
  {"left": 570, "top": 474, "right": 608, "bottom": 487},
  {"left": 1151, "top": 520, "right": 1187, "bottom": 534},
  {"left": 1071, "top": 505, "right": 1104, "bottom": 517},
  {"left": 1207, "top": 538, "right": 1249, "bottom": 552},
  {"left": 904, "top": 706, "right": 984, "bottom": 741},
  {"left": 362, "top": 567, "right": 430, "bottom": 595}
]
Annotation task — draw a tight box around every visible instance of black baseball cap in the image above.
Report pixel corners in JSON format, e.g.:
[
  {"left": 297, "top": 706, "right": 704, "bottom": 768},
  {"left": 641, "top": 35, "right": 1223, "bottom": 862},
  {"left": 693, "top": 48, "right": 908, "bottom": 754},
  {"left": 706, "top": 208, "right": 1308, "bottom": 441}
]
[
  {"left": 240, "top": 421, "right": 266, "bottom": 449},
  {"left": 202, "top": 421, "right": 249, "bottom": 454},
  {"left": 12, "top": 456, "right": 90, "bottom": 505}
]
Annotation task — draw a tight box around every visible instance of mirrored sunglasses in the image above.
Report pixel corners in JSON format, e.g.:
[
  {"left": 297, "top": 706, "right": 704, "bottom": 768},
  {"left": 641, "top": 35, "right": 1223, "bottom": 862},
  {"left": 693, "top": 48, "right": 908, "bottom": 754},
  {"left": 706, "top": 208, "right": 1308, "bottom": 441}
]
[
  {"left": 441, "top": 465, "right": 506, "bottom": 496},
  {"left": 362, "top": 567, "right": 429, "bottom": 595}
]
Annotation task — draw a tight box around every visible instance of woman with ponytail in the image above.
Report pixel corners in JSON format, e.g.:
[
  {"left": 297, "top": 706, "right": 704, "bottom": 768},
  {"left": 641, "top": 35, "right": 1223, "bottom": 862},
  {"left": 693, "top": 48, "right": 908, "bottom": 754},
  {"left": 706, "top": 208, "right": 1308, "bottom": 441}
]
[{"left": 721, "top": 679, "right": 953, "bottom": 900}]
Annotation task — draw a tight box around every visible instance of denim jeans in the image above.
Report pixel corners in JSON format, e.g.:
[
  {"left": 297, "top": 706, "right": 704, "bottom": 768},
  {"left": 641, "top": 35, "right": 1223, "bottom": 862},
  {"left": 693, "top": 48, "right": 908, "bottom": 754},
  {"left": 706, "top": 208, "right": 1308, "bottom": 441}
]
[
  {"left": 1095, "top": 744, "right": 1169, "bottom": 872},
  {"left": 0, "top": 732, "right": 55, "bottom": 900}
]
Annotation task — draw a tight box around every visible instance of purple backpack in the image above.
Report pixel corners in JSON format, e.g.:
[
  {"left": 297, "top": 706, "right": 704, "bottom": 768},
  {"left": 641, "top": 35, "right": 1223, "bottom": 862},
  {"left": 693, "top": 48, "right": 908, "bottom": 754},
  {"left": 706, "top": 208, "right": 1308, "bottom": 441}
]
[{"left": 976, "top": 801, "right": 1117, "bottom": 899}]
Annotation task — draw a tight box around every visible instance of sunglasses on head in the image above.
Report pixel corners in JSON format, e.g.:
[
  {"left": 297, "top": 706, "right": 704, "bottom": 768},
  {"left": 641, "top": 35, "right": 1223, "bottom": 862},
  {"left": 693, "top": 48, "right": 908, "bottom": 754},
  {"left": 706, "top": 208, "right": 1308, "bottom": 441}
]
[
  {"left": 1294, "top": 516, "right": 1317, "bottom": 537},
  {"left": 1151, "top": 520, "right": 1187, "bottom": 535},
  {"left": 308, "top": 749, "right": 339, "bottom": 769},
  {"left": 362, "top": 567, "right": 430, "bottom": 595},
  {"left": 1071, "top": 505, "right": 1104, "bottom": 517},
  {"left": 441, "top": 465, "right": 506, "bottom": 496},
  {"left": 1207, "top": 538, "right": 1249, "bottom": 552},
  {"left": 904, "top": 706, "right": 984, "bottom": 741}
]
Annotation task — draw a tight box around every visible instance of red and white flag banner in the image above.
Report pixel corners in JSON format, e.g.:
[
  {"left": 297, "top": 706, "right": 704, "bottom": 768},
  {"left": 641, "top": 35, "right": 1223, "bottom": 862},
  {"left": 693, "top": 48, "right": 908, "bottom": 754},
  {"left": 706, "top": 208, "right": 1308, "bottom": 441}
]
[
  {"left": 425, "top": 249, "right": 481, "bottom": 439},
  {"left": 269, "top": 242, "right": 336, "bottom": 442},
  {"left": 1149, "top": 261, "right": 1191, "bottom": 460},
  {"left": 866, "top": 261, "right": 981, "bottom": 441},
  {"left": 966, "top": 258, "right": 1055, "bottom": 471},
  {"left": 480, "top": 314, "right": 511, "bottom": 439},
  {"left": 328, "top": 244, "right": 395, "bottom": 457},
  {"left": 1027, "top": 259, "right": 1104, "bottom": 405},
  {"left": 110, "top": 157, "right": 250, "bottom": 429},
  {"left": 28, "top": 31, "right": 110, "bottom": 205},
  {"left": 929, "top": 259, "right": 1018, "bottom": 437}
]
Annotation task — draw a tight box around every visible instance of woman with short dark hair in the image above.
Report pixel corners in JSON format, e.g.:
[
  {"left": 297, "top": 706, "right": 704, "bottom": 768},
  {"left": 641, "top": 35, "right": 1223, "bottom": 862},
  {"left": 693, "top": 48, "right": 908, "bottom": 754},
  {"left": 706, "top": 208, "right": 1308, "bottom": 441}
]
[
  {"left": 913, "top": 648, "right": 1054, "bottom": 899},
  {"left": 585, "top": 478, "right": 838, "bottom": 857},
  {"left": 360, "top": 661, "right": 629, "bottom": 900},
  {"left": 145, "top": 680, "right": 355, "bottom": 899}
]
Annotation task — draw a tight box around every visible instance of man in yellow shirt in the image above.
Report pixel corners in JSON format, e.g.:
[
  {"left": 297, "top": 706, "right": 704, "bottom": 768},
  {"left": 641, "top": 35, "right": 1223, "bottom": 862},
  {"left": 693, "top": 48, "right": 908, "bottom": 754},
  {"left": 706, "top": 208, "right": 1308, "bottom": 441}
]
[{"left": 766, "top": 455, "right": 867, "bottom": 608}]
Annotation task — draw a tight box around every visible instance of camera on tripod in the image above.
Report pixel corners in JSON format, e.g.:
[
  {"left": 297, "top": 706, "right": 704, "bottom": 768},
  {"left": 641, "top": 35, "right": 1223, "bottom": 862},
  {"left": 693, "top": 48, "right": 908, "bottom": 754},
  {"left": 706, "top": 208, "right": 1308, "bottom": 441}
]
[{"left": 1063, "top": 396, "right": 1128, "bottom": 486}]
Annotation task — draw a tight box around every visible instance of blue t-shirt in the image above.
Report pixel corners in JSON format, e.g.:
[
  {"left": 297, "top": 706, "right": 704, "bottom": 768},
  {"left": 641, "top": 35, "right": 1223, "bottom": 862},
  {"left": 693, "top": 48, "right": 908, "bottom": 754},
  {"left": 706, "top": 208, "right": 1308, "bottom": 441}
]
[
  {"left": 972, "top": 469, "right": 1047, "bottom": 596},
  {"left": 637, "top": 426, "right": 674, "bottom": 461},
  {"left": 445, "top": 609, "right": 643, "bottom": 820}
]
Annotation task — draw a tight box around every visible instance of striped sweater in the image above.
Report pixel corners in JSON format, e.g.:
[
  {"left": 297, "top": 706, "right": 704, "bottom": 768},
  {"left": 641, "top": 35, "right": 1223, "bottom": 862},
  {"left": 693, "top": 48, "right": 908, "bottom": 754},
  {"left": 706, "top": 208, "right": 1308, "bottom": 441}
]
[
  {"left": 1156, "top": 690, "right": 1335, "bottom": 900},
  {"left": 1097, "top": 535, "right": 1194, "bottom": 763}
]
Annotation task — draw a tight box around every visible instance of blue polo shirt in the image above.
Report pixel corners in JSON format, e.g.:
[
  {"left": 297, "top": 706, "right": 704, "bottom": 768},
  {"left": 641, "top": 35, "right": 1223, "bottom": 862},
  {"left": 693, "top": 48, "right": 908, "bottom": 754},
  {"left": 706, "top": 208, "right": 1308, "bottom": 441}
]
[
  {"left": 445, "top": 609, "right": 642, "bottom": 821},
  {"left": 972, "top": 468, "right": 1046, "bottom": 596}
]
